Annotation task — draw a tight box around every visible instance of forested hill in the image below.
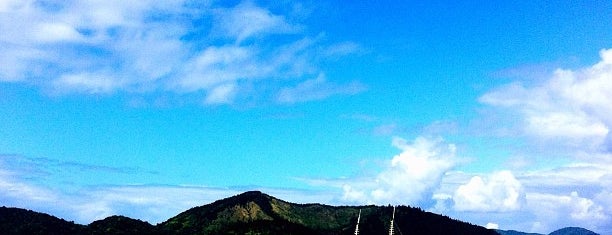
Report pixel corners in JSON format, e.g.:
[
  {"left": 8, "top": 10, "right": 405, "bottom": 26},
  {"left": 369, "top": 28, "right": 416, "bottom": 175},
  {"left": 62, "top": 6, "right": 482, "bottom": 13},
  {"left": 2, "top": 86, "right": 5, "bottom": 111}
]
[
  {"left": 0, "top": 191, "right": 599, "bottom": 235},
  {"left": 158, "top": 191, "right": 497, "bottom": 235}
]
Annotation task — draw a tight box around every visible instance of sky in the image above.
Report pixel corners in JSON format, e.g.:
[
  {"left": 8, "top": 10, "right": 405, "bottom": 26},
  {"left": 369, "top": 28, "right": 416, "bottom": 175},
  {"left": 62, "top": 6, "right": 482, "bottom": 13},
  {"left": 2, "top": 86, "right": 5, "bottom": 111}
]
[{"left": 1, "top": 0, "right": 611, "bottom": 233}]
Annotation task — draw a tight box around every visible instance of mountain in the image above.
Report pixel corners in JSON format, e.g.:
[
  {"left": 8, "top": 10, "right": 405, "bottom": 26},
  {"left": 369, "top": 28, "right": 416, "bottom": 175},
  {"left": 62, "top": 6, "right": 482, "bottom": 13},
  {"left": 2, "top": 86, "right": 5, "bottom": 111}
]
[
  {"left": 158, "top": 190, "right": 497, "bottom": 235},
  {"left": 549, "top": 227, "right": 599, "bottom": 235},
  {"left": 0, "top": 206, "right": 85, "bottom": 235},
  {"left": 0, "top": 191, "right": 599, "bottom": 235}
]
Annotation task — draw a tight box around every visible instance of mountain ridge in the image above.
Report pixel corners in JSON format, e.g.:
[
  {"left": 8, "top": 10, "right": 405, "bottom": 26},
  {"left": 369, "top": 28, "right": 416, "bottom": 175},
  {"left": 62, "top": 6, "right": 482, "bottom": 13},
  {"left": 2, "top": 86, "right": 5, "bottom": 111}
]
[{"left": 0, "top": 191, "right": 600, "bottom": 235}]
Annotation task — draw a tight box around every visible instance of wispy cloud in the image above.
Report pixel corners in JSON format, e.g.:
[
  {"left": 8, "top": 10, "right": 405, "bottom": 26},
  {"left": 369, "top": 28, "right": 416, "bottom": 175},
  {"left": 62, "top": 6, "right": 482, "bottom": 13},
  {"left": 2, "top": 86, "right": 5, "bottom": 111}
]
[
  {"left": 0, "top": 0, "right": 362, "bottom": 105},
  {"left": 212, "top": 1, "right": 300, "bottom": 43},
  {"left": 276, "top": 73, "right": 366, "bottom": 104},
  {"left": 0, "top": 154, "right": 337, "bottom": 224}
]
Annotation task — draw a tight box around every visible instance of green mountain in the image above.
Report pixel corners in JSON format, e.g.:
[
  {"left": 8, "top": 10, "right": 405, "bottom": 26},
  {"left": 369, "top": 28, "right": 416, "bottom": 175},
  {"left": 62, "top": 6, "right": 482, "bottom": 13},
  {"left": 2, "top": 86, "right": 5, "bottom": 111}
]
[
  {"left": 0, "top": 191, "right": 599, "bottom": 235},
  {"left": 157, "top": 190, "right": 498, "bottom": 235}
]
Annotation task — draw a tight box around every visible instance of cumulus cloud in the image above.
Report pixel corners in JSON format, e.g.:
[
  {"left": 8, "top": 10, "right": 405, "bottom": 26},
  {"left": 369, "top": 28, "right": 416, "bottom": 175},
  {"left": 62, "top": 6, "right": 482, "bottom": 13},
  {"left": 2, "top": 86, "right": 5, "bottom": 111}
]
[
  {"left": 341, "top": 136, "right": 456, "bottom": 205},
  {"left": 480, "top": 49, "right": 612, "bottom": 152},
  {"left": 0, "top": 0, "right": 362, "bottom": 105},
  {"left": 453, "top": 171, "right": 524, "bottom": 212}
]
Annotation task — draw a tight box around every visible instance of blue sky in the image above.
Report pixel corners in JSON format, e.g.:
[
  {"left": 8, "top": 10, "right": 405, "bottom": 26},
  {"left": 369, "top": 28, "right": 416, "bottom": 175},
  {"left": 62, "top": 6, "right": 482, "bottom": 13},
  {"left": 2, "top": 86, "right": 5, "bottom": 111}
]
[{"left": 1, "top": 0, "right": 612, "bottom": 233}]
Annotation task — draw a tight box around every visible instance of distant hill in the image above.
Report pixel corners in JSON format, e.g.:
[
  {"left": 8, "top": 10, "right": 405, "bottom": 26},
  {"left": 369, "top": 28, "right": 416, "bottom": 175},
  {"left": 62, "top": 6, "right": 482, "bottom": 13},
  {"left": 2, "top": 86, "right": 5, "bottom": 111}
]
[
  {"left": 497, "top": 230, "right": 543, "bottom": 235},
  {"left": 496, "top": 227, "right": 600, "bottom": 235},
  {"left": 0, "top": 191, "right": 599, "bottom": 235},
  {"left": 88, "top": 215, "right": 158, "bottom": 235},
  {"left": 549, "top": 227, "right": 599, "bottom": 235}
]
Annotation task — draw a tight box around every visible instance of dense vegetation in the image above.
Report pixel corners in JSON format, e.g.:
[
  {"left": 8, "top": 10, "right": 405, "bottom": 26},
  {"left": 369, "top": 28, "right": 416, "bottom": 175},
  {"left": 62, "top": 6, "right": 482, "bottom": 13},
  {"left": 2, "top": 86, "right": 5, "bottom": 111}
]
[
  {"left": 0, "top": 206, "right": 85, "bottom": 235},
  {"left": 158, "top": 191, "right": 497, "bottom": 235},
  {"left": 0, "top": 192, "right": 599, "bottom": 235},
  {"left": 88, "top": 215, "right": 158, "bottom": 235}
]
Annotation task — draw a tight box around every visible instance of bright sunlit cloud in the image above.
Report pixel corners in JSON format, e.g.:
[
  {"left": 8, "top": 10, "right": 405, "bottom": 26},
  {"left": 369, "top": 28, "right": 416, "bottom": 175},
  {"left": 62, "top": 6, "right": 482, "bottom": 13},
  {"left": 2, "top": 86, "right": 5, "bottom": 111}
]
[{"left": 340, "top": 136, "right": 457, "bottom": 205}]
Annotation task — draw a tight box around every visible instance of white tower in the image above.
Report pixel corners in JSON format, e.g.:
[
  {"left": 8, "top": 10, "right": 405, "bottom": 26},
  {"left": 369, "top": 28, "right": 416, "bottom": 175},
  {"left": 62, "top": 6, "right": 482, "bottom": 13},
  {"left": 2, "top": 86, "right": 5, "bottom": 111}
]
[
  {"left": 388, "top": 206, "right": 396, "bottom": 235},
  {"left": 354, "top": 209, "right": 361, "bottom": 235}
]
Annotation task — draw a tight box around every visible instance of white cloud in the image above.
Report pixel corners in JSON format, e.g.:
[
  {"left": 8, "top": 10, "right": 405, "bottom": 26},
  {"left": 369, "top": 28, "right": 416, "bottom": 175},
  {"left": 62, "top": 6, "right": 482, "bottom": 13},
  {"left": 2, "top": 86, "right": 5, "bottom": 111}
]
[
  {"left": 213, "top": 1, "right": 299, "bottom": 43},
  {"left": 54, "top": 72, "right": 123, "bottom": 94},
  {"left": 178, "top": 45, "right": 254, "bottom": 92},
  {"left": 480, "top": 49, "right": 612, "bottom": 152},
  {"left": 486, "top": 222, "right": 499, "bottom": 230},
  {"left": 341, "top": 136, "right": 456, "bottom": 205},
  {"left": 520, "top": 162, "right": 612, "bottom": 189},
  {"left": 33, "top": 22, "right": 84, "bottom": 43},
  {"left": 0, "top": 170, "right": 58, "bottom": 204},
  {"left": 453, "top": 171, "right": 524, "bottom": 212},
  {"left": 0, "top": 1, "right": 362, "bottom": 105},
  {"left": 204, "top": 83, "right": 237, "bottom": 104}
]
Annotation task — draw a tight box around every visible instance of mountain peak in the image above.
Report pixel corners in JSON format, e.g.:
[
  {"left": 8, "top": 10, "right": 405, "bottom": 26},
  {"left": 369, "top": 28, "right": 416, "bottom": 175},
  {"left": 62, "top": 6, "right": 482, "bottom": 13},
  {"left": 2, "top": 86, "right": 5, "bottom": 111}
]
[{"left": 229, "top": 190, "right": 271, "bottom": 202}]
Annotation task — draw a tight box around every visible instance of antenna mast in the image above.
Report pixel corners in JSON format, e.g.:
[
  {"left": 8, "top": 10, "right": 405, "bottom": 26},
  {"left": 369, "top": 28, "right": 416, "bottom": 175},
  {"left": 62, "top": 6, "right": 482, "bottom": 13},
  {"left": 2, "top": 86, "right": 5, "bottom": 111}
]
[
  {"left": 354, "top": 209, "right": 361, "bottom": 235},
  {"left": 388, "top": 206, "right": 396, "bottom": 235}
]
